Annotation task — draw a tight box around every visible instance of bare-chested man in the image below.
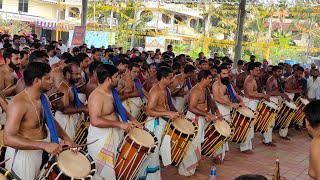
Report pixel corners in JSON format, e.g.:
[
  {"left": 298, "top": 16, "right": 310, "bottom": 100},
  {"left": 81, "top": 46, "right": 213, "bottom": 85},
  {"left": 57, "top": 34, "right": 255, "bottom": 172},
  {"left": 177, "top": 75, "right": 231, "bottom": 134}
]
[
  {"left": 55, "top": 63, "right": 88, "bottom": 140},
  {"left": 0, "top": 48, "right": 20, "bottom": 93},
  {"left": 265, "top": 66, "right": 291, "bottom": 144},
  {"left": 178, "top": 70, "right": 220, "bottom": 176},
  {"left": 87, "top": 64, "right": 137, "bottom": 179},
  {"left": 143, "top": 63, "right": 160, "bottom": 92},
  {"left": 119, "top": 63, "right": 149, "bottom": 118},
  {"left": 115, "top": 58, "right": 129, "bottom": 93},
  {"left": 304, "top": 100, "right": 320, "bottom": 180},
  {"left": 4, "top": 62, "right": 74, "bottom": 179},
  {"left": 242, "top": 62, "right": 270, "bottom": 154},
  {"left": 212, "top": 65, "right": 245, "bottom": 159},
  {"left": 281, "top": 65, "right": 305, "bottom": 138},
  {"left": 169, "top": 64, "right": 196, "bottom": 113},
  {"left": 236, "top": 62, "right": 249, "bottom": 93},
  {"left": 140, "top": 66, "right": 180, "bottom": 180},
  {"left": 191, "top": 60, "right": 209, "bottom": 86},
  {"left": 85, "top": 61, "right": 102, "bottom": 97}
]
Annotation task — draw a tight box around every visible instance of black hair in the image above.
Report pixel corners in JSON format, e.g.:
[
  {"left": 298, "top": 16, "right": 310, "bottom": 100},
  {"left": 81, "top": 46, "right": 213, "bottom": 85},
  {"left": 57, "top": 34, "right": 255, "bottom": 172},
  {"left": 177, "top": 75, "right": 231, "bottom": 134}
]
[
  {"left": 237, "top": 60, "right": 245, "bottom": 66},
  {"left": 96, "top": 64, "right": 119, "bottom": 84},
  {"left": 147, "top": 63, "right": 156, "bottom": 69},
  {"left": 225, "top": 59, "right": 233, "bottom": 64},
  {"left": 183, "top": 64, "right": 196, "bottom": 74},
  {"left": 172, "top": 62, "right": 181, "bottom": 70},
  {"left": 296, "top": 66, "right": 304, "bottom": 72},
  {"left": 304, "top": 100, "right": 320, "bottom": 128},
  {"left": 46, "top": 45, "right": 55, "bottom": 52},
  {"left": 92, "top": 48, "right": 102, "bottom": 55},
  {"left": 199, "top": 60, "right": 207, "bottom": 65},
  {"left": 235, "top": 174, "right": 267, "bottom": 180},
  {"left": 213, "top": 59, "right": 221, "bottom": 66},
  {"left": 76, "top": 53, "right": 89, "bottom": 63},
  {"left": 89, "top": 61, "right": 102, "bottom": 76},
  {"left": 167, "top": 45, "right": 172, "bottom": 49},
  {"left": 128, "top": 62, "right": 140, "bottom": 71},
  {"left": 116, "top": 58, "right": 129, "bottom": 66},
  {"left": 63, "top": 63, "right": 79, "bottom": 77},
  {"left": 29, "top": 51, "right": 44, "bottom": 62},
  {"left": 255, "top": 61, "right": 262, "bottom": 67},
  {"left": 158, "top": 62, "right": 170, "bottom": 68},
  {"left": 32, "top": 42, "right": 41, "bottom": 49},
  {"left": 218, "top": 65, "right": 228, "bottom": 73},
  {"left": 272, "top": 65, "right": 282, "bottom": 72},
  {"left": 293, "top": 64, "right": 300, "bottom": 69},
  {"left": 65, "top": 57, "right": 80, "bottom": 66},
  {"left": 156, "top": 66, "right": 173, "bottom": 81},
  {"left": 61, "top": 52, "right": 73, "bottom": 61},
  {"left": 210, "top": 65, "right": 218, "bottom": 70},
  {"left": 198, "top": 70, "right": 212, "bottom": 82},
  {"left": 247, "top": 62, "right": 260, "bottom": 73},
  {"left": 24, "top": 62, "right": 51, "bottom": 86},
  {"left": 3, "top": 48, "right": 19, "bottom": 62}
]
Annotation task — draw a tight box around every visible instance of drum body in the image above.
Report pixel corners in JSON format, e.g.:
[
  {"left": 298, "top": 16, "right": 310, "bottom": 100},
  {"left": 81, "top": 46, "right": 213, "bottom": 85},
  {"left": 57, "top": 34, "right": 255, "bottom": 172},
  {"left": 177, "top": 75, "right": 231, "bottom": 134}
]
[
  {"left": 275, "top": 100, "right": 297, "bottom": 129},
  {"left": 41, "top": 149, "right": 96, "bottom": 180},
  {"left": 115, "top": 127, "right": 157, "bottom": 180},
  {"left": 0, "top": 167, "right": 16, "bottom": 180},
  {"left": 74, "top": 116, "right": 90, "bottom": 151},
  {"left": 230, "top": 107, "right": 256, "bottom": 144},
  {"left": 254, "top": 100, "right": 278, "bottom": 133},
  {"left": 163, "top": 117, "right": 198, "bottom": 166},
  {"left": 202, "top": 120, "right": 232, "bottom": 156},
  {"left": 136, "top": 109, "right": 148, "bottom": 123},
  {"left": 292, "top": 97, "right": 309, "bottom": 125}
]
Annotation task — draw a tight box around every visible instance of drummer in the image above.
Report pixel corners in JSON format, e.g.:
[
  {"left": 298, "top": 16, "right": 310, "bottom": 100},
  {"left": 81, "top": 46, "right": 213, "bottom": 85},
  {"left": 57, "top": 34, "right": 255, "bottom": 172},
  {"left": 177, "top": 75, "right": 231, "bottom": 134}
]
[
  {"left": 119, "top": 63, "right": 149, "bottom": 118},
  {"left": 304, "top": 100, "right": 320, "bottom": 180},
  {"left": 281, "top": 65, "right": 305, "bottom": 138},
  {"left": 140, "top": 66, "right": 180, "bottom": 180},
  {"left": 4, "top": 62, "right": 74, "bottom": 180},
  {"left": 242, "top": 62, "right": 270, "bottom": 154},
  {"left": 55, "top": 63, "right": 88, "bottom": 140},
  {"left": 85, "top": 61, "right": 102, "bottom": 97},
  {"left": 178, "top": 70, "right": 220, "bottom": 176},
  {"left": 212, "top": 65, "right": 245, "bottom": 159},
  {"left": 87, "top": 64, "right": 137, "bottom": 179},
  {"left": 169, "top": 64, "right": 196, "bottom": 113},
  {"left": 265, "top": 66, "right": 290, "bottom": 144}
]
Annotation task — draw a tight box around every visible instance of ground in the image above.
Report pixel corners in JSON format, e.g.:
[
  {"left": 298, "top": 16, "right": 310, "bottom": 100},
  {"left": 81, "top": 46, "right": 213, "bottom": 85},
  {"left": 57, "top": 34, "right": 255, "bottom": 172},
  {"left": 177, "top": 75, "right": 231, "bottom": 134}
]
[{"left": 161, "top": 129, "right": 310, "bottom": 180}]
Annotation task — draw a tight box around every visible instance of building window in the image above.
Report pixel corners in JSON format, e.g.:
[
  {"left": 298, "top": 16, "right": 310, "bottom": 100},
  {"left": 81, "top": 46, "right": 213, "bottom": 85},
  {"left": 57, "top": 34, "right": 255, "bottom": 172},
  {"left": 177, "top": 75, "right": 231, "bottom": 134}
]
[
  {"left": 69, "top": 7, "right": 80, "bottom": 18},
  {"left": 0, "top": 0, "right": 2, "bottom": 9},
  {"left": 60, "top": 9, "right": 66, "bottom": 20},
  {"left": 190, "top": 19, "right": 197, "bottom": 28},
  {"left": 162, "top": 14, "right": 171, "bottom": 24},
  {"left": 140, "top": 10, "right": 153, "bottom": 22},
  {"left": 18, "top": 0, "right": 28, "bottom": 13},
  {"left": 174, "top": 14, "right": 187, "bottom": 24}
]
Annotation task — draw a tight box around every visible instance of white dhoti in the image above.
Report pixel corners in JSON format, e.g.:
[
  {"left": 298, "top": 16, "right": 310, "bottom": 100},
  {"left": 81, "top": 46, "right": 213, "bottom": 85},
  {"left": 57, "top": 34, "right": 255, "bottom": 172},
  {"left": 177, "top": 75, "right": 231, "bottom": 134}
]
[
  {"left": 140, "top": 117, "right": 167, "bottom": 180},
  {"left": 172, "top": 96, "right": 187, "bottom": 113},
  {"left": 55, "top": 111, "right": 77, "bottom": 140},
  {"left": 239, "top": 96, "right": 259, "bottom": 152},
  {"left": 5, "top": 134, "right": 50, "bottom": 180},
  {"left": 122, "top": 97, "right": 143, "bottom": 118},
  {"left": 178, "top": 111, "right": 206, "bottom": 176},
  {"left": 87, "top": 125, "right": 123, "bottom": 180},
  {"left": 262, "top": 96, "right": 280, "bottom": 143},
  {"left": 215, "top": 102, "right": 232, "bottom": 159}
]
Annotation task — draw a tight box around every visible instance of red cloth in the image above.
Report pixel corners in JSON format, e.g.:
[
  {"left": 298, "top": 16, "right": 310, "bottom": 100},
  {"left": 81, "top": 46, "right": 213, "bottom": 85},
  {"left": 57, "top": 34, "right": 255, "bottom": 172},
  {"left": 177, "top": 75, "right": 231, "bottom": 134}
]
[
  {"left": 138, "top": 71, "right": 146, "bottom": 85},
  {"left": 15, "top": 70, "right": 23, "bottom": 79}
]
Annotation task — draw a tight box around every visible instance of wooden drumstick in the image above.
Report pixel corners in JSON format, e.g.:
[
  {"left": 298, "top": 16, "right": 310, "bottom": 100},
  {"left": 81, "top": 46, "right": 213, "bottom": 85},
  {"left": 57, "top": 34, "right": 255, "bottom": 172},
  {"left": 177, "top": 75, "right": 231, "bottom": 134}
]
[
  {"left": 62, "top": 139, "right": 99, "bottom": 150},
  {"left": 0, "top": 158, "right": 9, "bottom": 166},
  {"left": 133, "top": 118, "right": 154, "bottom": 127}
]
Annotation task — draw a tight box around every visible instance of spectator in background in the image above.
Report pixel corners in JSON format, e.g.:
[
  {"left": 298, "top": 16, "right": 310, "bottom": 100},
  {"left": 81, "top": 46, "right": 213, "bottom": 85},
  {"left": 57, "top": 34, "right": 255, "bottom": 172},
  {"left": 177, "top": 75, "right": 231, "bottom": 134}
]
[
  {"left": 232, "top": 60, "right": 245, "bottom": 76},
  {"left": 198, "top": 52, "right": 205, "bottom": 60},
  {"left": 101, "top": 48, "right": 114, "bottom": 65},
  {"left": 308, "top": 69, "right": 320, "bottom": 101},
  {"left": 91, "top": 48, "right": 102, "bottom": 62},
  {"left": 47, "top": 45, "right": 60, "bottom": 65},
  {"left": 260, "top": 65, "right": 273, "bottom": 88},
  {"left": 283, "top": 64, "right": 293, "bottom": 78},
  {"left": 250, "top": 55, "right": 256, "bottom": 63},
  {"left": 72, "top": 47, "right": 80, "bottom": 56},
  {"left": 162, "top": 45, "right": 175, "bottom": 58}
]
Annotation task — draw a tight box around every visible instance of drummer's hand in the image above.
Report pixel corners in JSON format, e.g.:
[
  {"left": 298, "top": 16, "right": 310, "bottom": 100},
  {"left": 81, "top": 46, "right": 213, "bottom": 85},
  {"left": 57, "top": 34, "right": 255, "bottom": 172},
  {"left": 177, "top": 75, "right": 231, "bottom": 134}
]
[
  {"left": 131, "top": 118, "right": 139, "bottom": 125},
  {"left": 229, "top": 103, "right": 239, "bottom": 109},
  {"left": 61, "top": 139, "right": 79, "bottom": 153},
  {"left": 168, "top": 111, "right": 181, "bottom": 119},
  {"left": 44, "top": 142, "right": 62, "bottom": 155},
  {"left": 120, "top": 122, "right": 134, "bottom": 132},
  {"left": 263, "top": 94, "right": 270, "bottom": 101},
  {"left": 206, "top": 114, "right": 218, "bottom": 122},
  {"left": 239, "top": 101, "right": 246, "bottom": 107}
]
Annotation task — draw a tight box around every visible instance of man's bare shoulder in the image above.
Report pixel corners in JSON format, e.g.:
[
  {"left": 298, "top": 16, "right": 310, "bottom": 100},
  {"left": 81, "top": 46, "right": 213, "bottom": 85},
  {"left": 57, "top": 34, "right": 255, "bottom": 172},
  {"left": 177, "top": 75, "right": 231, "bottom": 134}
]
[
  {"left": 149, "top": 85, "right": 161, "bottom": 95},
  {"left": 51, "top": 67, "right": 62, "bottom": 74},
  {"left": 9, "top": 92, "right": 28, "bottom": 107}
]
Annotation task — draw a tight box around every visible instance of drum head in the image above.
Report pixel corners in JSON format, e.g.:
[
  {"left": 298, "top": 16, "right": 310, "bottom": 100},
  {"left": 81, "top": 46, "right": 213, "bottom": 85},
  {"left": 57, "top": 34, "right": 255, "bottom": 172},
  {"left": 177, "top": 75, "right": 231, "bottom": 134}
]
[
  {"left": 57, "top": 150, "right": 91, "bottom": 178},
  {"left": 129, "top": 128, "right": 155, "bottom": 148},
  {"left": 238, "top": 107, "right": 255, "bottom": 118},
  {"left": 300, "top": 98, "right": 309, "bottom": 105},
  {"left": 214, "top": 120, "right": 231, "bottom": 137},
  {"left": 284, "top": 101, "right": 297, "bottom": 110},
  {"left": 264, "top": 100, "right": 277, "bottom": 110},
  {"left": 172, "top": 118, "right": 195, "bottom": 134}
]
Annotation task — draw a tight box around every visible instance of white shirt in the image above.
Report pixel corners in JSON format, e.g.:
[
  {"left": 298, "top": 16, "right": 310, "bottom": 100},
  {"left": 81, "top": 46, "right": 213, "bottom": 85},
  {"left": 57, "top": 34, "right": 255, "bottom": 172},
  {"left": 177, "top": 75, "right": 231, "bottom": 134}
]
[
  {"left": 231, "top": 68, "right": 244, "bottom": 75},
  {"left": 307, "top": 76, "right": 320, "bottom": 99},
  {"left": 49, "top": 56, "right": 60, "bottom": 66},
  {"left": 58, "top": 44, "right": 68, "bottom": 53}
]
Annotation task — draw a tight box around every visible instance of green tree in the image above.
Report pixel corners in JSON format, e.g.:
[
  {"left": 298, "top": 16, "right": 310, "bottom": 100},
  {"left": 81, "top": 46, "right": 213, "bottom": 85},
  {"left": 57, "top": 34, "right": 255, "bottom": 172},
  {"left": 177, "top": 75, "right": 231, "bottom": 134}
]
[{"left": 0, "top": 19, "right": 32, "bottom": 36}]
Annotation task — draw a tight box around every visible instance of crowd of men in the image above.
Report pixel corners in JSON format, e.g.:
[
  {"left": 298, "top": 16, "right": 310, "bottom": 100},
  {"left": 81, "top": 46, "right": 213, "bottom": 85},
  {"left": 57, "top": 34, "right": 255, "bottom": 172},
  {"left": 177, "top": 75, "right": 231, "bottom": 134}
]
[{"left": 0, "top": 33, "right": 320, "bottom": 180}]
